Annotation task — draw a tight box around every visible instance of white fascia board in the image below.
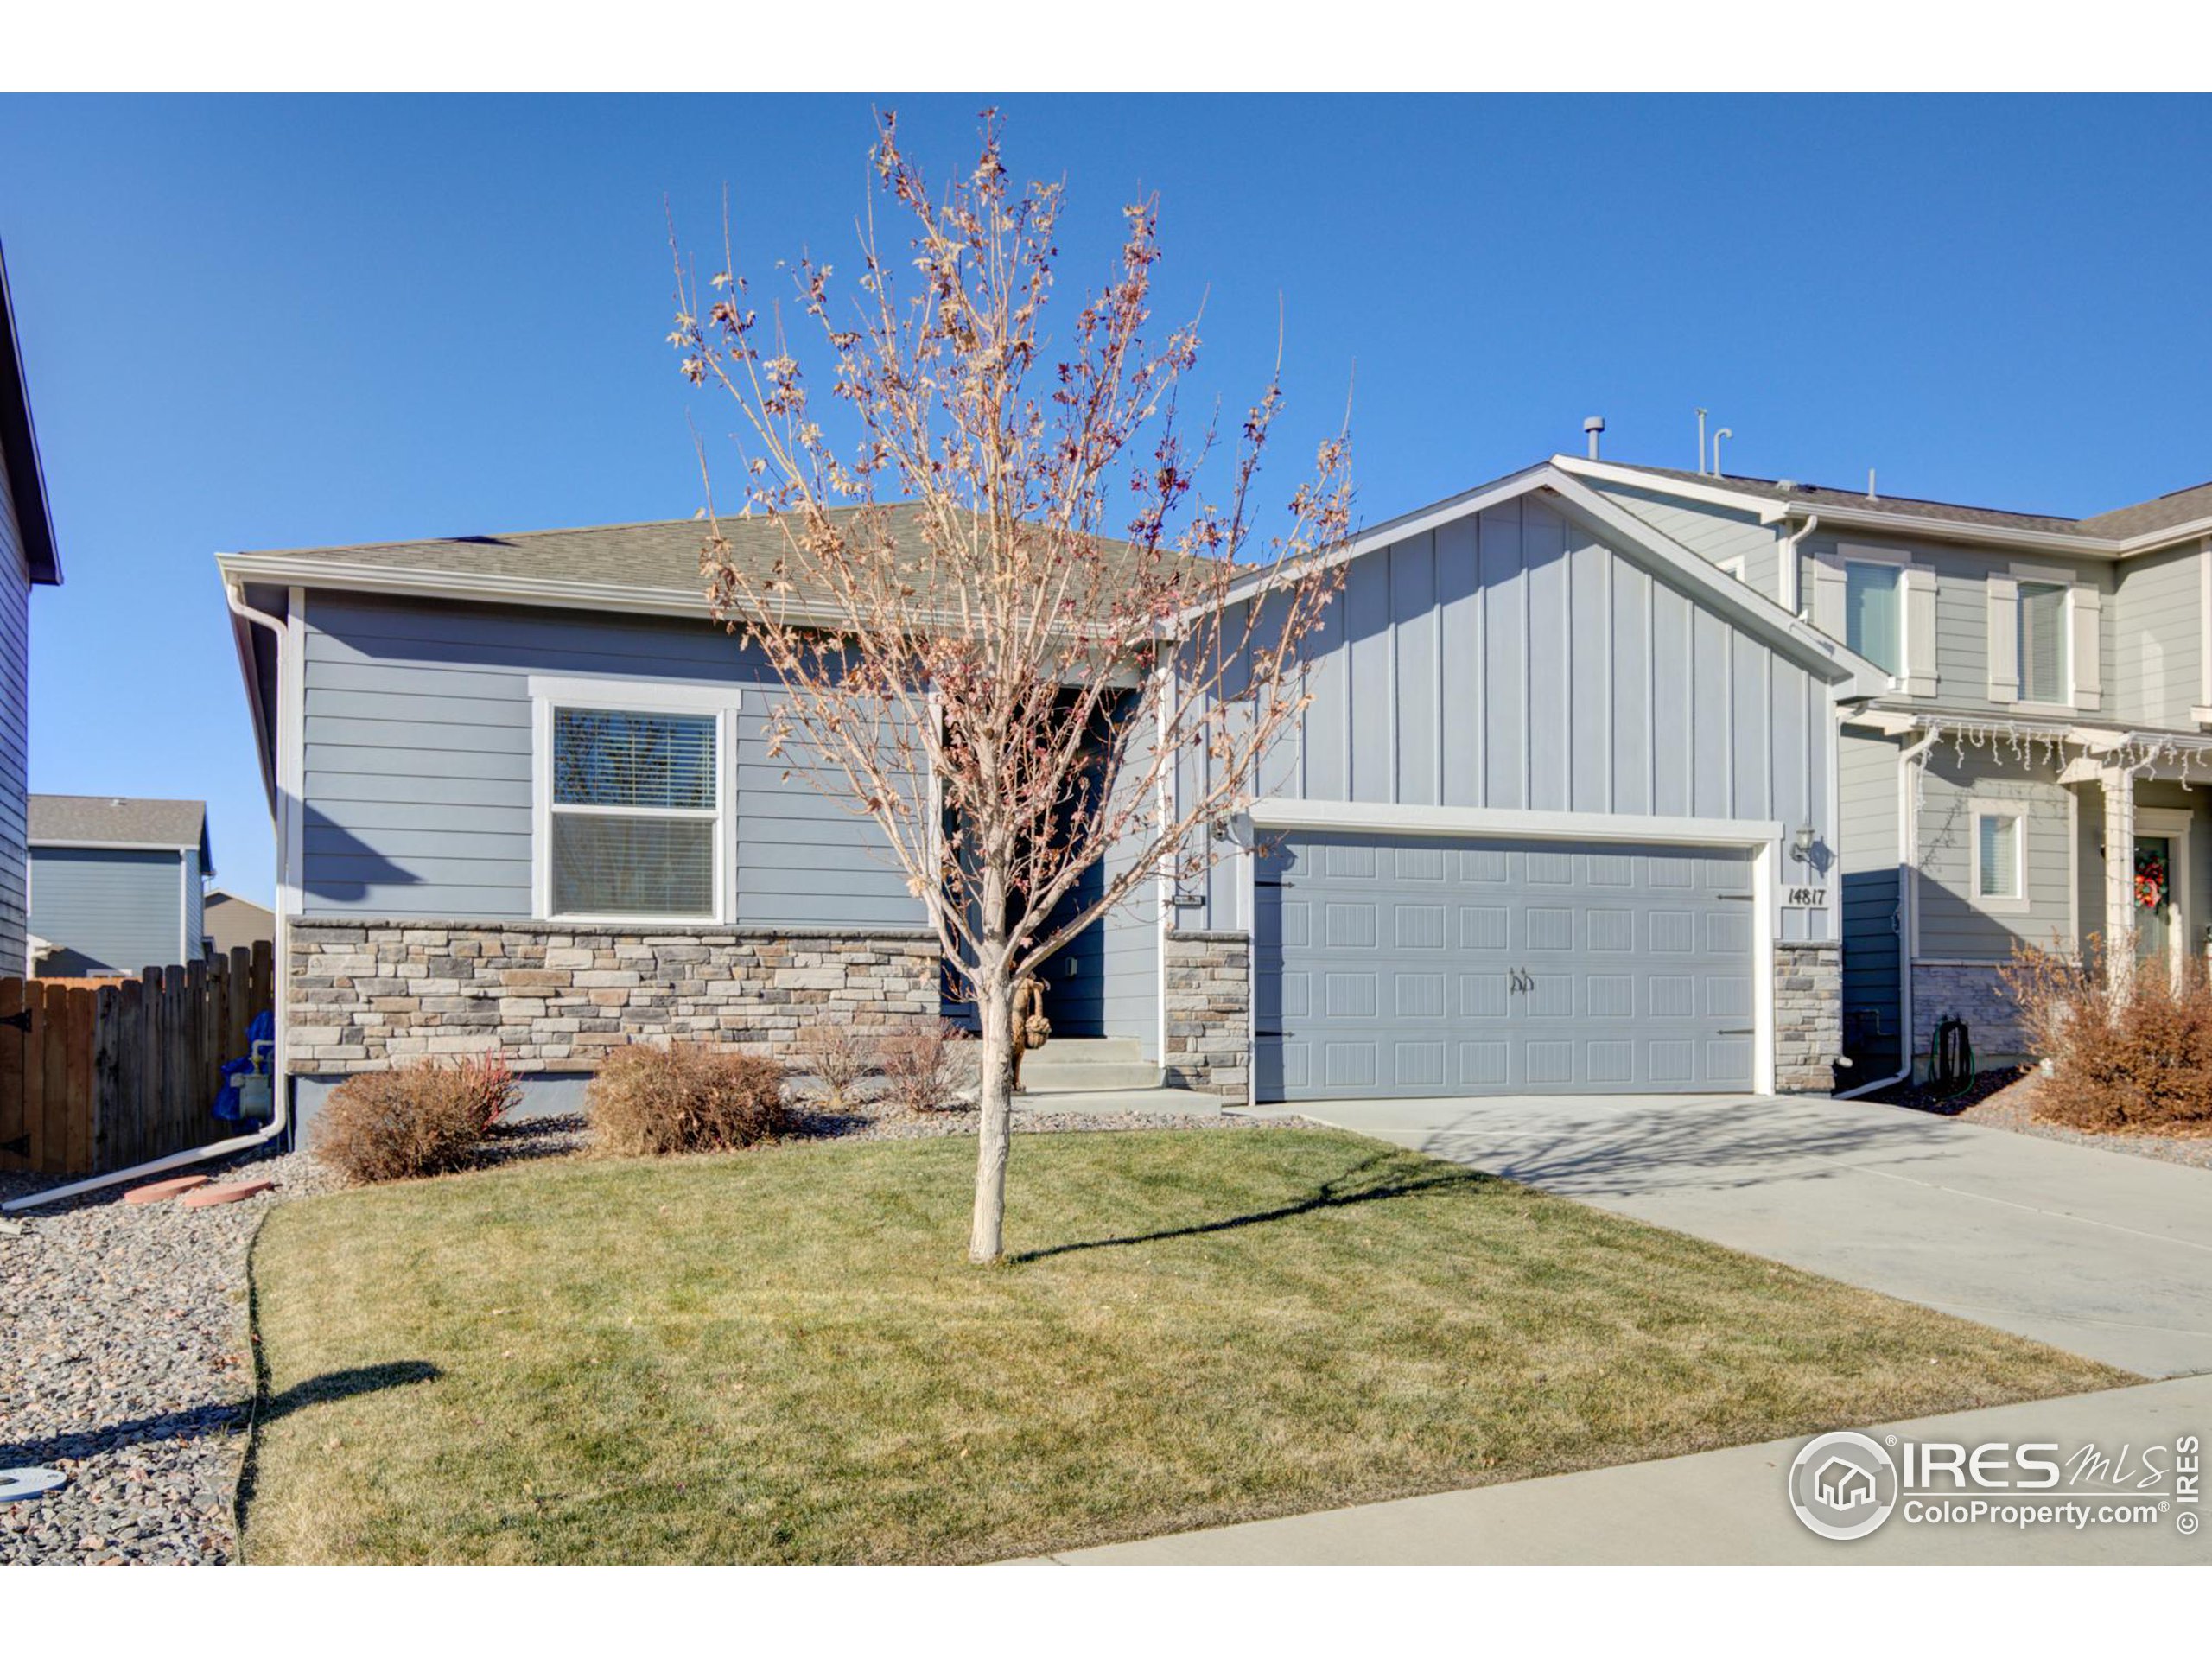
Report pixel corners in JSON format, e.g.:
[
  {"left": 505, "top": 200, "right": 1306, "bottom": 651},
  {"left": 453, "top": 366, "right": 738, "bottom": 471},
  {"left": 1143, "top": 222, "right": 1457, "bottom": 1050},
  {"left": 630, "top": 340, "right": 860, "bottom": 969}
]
[
  {"left": 29, "top": 839, "right": 196, "bottom": 853},
  {"left": 1549, "top": 454, "right": 1790, "bottom": 523},
  {"left": 1245, "top": 798, "right": 1784, "bottom": 849},
  {"left": 1777, "top": 501, "right": 2119, "bottom": 560}
]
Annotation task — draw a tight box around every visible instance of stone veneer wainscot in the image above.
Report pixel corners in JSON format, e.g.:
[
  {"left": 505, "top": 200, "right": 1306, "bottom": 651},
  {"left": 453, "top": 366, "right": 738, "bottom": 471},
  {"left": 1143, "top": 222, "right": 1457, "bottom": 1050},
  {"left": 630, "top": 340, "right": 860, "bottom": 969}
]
[
  {"left": 285, "top": 918, "right": 942, "bottom": 1074},
  {"left": 1160, "top": 928, "right": 1250, "bottom": 1102},
  {"left": 1910, "top": 962, "right": 2029, "bottom": 1065},
  {"left": 1772, "top": 939, "right": 1843, "bottom": 1094}
]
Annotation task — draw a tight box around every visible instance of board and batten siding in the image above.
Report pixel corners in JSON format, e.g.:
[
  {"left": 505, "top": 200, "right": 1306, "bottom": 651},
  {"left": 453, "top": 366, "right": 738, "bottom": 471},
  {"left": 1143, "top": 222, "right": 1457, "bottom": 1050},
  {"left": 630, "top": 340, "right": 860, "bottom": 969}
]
[
  {"left": 1185, "top": 492, "right": 1838, "bottom": 938},
  {"left": 298, "top": 591, "right": 927, "bottom": 928},
  {"left": 28, "top": 846, "right": 187, "bottom": 974},
  {"left": 1838, "top": 727, "right": 1903, "bottom": 1074},
  {"left": 1587, "top": 479, "right": 1783, "bottom": 600},
  {"left": 0, "top": 446, "right": 29, "bottom": 971}
]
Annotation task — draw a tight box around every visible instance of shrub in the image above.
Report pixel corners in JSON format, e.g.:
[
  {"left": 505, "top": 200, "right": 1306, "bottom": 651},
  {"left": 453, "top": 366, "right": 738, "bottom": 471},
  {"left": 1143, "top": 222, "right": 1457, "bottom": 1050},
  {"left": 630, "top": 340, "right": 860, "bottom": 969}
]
[
  {"left": 790, "top": 1023, "right": 876, "bottom": 1108},
  {"left": 588, "top": 1043, "right": 794, "bottom": 1157},
  {"left": 311, "top": 1056, "right": 515, "bottom": 1184},
  {"left": 2001, "top": 937, "right": 2212, "bottom": 1133},
  {"left": 874, "top": 1021, "right": 973, "bottom": 1115}
]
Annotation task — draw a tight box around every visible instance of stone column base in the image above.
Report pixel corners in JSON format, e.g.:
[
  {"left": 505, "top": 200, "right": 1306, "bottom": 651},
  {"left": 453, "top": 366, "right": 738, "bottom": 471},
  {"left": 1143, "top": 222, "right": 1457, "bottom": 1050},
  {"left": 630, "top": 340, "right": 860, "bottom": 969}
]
[
  {"left": 1161, "top": 929, "right": 1250, "bottom": 1102},
  {"left": 1773, "top": 940, "right": 1843, "bottom": 1094}
]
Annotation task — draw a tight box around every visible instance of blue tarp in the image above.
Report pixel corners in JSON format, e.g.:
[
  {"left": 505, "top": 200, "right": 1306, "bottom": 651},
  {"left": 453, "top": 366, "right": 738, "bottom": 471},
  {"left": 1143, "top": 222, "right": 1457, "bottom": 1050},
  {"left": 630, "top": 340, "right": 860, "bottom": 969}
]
[{"left": 212, "top": 1009, "right": 276, "bottom": 1122}]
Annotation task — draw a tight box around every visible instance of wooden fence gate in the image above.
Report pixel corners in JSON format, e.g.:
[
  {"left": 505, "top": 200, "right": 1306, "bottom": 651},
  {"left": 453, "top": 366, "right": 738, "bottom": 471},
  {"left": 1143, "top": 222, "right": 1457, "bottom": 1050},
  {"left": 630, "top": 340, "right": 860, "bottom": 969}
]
[{"left": 0, "top": 941, "right": 275, "bottom": 1179}]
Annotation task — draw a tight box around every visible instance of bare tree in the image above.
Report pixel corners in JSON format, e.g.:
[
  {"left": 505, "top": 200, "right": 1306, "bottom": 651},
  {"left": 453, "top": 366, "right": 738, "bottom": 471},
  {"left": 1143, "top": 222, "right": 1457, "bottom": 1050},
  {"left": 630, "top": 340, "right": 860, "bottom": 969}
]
[{"left": 671, "top": 111, "right": 1350, "bottom": 1262}]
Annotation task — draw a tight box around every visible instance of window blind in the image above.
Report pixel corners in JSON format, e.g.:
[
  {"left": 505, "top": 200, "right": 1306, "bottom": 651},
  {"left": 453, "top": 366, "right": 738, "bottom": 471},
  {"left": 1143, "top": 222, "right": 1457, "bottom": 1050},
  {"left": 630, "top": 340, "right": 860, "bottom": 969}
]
[
  {"left": 2018, "top": 582, "right": 2069, "bottom": 704},
  {"left": 1978, "top": 813, "right": 2020, "bottom": 899},
  {"left": 1845, "top": 563, "right": 1901, "bottom": 674}
]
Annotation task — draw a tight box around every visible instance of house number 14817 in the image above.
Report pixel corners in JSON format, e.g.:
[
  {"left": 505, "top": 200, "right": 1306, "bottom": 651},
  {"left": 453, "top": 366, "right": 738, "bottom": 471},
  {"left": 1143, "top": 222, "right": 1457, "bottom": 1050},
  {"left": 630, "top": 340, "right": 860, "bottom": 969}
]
[{"left": 1787, "top": 887, "right": 1827, "bottom": 906}]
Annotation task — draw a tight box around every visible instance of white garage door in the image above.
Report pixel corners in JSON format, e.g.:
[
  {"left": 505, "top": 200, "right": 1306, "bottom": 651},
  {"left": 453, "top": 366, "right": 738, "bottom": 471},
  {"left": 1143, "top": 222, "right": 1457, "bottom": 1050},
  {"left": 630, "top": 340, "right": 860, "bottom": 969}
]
[{"left": 1255, "top": 830, "right": 1758, "bottom": 1101}]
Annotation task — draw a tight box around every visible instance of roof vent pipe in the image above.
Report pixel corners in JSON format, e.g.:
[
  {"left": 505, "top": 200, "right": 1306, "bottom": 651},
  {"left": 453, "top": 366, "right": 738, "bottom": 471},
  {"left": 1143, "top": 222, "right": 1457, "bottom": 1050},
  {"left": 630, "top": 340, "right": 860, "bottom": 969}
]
[
  {"left": 1583, "top": 416, "right": 1605, "bottom": 460},
  {"left": 1696, "top": 408, "right": 1709, "bottom": 475},
  {"left": 1712, "top": 428, "right": 1732, "bottom": 479},
  {"left": 1868, "top": 468, "right": 1878, "bottom": 502}
]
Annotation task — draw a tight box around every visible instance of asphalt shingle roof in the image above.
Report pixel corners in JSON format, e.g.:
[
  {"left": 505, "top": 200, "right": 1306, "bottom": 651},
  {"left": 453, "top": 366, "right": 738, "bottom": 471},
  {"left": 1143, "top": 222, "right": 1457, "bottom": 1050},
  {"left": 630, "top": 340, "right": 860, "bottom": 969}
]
[
  {"left": 29, "top": 794, "right": 207, "bottom": 850},
  {"left": 1599, "top": 461, "right": 2212, "bottom": 544},
  {"left": 236, "top": 504, "right": 1179, "bottom": 597}
]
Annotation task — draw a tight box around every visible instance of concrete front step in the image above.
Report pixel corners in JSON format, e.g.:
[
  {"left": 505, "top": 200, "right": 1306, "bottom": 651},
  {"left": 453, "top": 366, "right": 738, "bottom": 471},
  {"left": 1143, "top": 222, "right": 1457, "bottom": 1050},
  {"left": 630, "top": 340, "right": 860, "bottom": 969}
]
[
  {"left": 1027, "top": 1038, "right": 1147, "bottom": 1062},
  {"left": 1018, "top": 1061, "right": 1165, "bottom": 1093},
  {"left": 1014, "top": 1087, "right": 1228, "bottom": 1117}
]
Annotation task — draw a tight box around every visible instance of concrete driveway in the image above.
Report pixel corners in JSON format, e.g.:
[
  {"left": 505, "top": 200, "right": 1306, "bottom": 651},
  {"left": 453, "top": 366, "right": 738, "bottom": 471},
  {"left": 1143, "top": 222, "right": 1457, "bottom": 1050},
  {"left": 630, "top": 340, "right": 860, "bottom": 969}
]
[{"left": 1294, "top": 1092, "right": 2212, "bottom": 1377}]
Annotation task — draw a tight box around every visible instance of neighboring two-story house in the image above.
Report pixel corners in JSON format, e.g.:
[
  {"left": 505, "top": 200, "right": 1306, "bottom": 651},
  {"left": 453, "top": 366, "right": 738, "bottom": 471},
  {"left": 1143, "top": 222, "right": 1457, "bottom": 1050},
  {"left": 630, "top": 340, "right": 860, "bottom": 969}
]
[
  {"left": 27, "top": 795, "right": 213, "bottom": 976},
  {"left": 1, "top": 244, "right": 66, "bottom": 973},
  {"left": 1557, "top": 454, "right": 2212, "bottom": 1086}
]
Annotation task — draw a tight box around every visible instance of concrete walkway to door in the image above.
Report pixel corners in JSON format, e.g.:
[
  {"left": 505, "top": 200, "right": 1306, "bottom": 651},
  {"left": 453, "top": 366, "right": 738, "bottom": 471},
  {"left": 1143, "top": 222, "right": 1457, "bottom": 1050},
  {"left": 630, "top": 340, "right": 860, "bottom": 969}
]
[{"left": 1289, "top": 1092, "right": 2212, "bottom": 1377}]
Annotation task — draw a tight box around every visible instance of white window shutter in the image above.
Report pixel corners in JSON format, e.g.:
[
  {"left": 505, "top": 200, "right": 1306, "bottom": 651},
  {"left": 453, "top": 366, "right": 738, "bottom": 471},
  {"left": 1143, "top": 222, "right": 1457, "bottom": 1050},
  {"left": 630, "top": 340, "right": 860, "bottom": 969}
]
[
  {"left": 2071, "top": 584, "right": 2102, "bottom": 711},
  {"left": 1810, "top": 550, "right": 1847, "bottom": 639},
  {"left": 1903, "top": 566, "right": 1938, "bottom": 697},
  {"left": 1987, "top": 572, "right": 2019, "bottom": 703}
]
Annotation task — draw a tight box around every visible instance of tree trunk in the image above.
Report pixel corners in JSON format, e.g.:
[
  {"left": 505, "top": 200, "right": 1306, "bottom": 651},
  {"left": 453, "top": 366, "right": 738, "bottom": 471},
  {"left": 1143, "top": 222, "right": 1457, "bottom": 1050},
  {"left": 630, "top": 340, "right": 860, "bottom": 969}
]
[{"left": 969, "top": 969, "right": 1018, "bottom": 1264}]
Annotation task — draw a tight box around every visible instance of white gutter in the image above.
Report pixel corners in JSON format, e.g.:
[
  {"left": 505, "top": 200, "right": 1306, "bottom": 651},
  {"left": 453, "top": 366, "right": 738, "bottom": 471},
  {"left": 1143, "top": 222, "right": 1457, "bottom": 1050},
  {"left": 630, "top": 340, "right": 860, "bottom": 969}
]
[
  {"left": 1833, "top": 726, "right": 1939, "bottom": 1100},
  {"left": 3, "top": 586, "right": 295, "bottom": 1211}
]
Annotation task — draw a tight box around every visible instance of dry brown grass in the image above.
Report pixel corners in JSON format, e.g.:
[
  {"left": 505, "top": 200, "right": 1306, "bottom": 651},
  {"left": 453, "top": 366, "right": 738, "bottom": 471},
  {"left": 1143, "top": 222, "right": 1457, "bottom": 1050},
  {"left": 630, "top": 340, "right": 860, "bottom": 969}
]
[
  {"left": 586, "top": 1043, "right": 793, "bottom": 1156},
  {"left": 309, "top": 1057, "right": 519, "bottom": 1185},
  {"left": 244, "top": 1128, "right": 2129, "bottom": 1564},
  {"left": 2004, "top": 938, "right": 2212, "bottom": 1134}
]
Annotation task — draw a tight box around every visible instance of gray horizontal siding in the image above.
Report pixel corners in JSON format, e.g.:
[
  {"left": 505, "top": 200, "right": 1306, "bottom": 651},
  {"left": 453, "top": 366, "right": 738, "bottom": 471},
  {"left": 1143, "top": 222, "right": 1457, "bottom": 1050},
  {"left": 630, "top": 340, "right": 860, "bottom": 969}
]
[
  {"left": 29, "top": 846, "right": 186, "bottom": 974},
  {"left": 1588, "top": 480, "right": 1782, "bottom": 600},
  {"left": 1185, "top": 491, "right": 1836, "bottom": 938},
  {"left": 1912, "top": 747, "right": 2075, "bottom": 958},
  {"left": 0, "top": 448, "right": 29, "bottom": 969},
  {"left": 2110, "top": 544, "right": 2202, "bottom": 729},
  {"left": 299, "top": 591, "right": 926, "bottom": 928}
]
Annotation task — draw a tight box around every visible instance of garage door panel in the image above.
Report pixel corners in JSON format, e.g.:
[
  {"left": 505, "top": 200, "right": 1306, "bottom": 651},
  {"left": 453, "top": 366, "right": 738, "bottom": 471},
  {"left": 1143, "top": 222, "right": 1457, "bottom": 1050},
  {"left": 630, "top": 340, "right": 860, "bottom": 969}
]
[{"left": 1256, "top": 830, "right": 1759, "bottom": 1101}]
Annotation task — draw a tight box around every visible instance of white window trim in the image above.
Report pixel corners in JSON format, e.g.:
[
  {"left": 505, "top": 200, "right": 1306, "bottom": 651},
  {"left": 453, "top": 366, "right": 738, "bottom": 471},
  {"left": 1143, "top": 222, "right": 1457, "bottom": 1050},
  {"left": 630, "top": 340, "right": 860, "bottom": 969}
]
[
  {"left": 1716, "top": 554, "right": 1746, "bottom": 584},
  {"left": 527, "top": 676, "right": 742, "bottom": 925},
  {"left": 2008, "top": 561, "right": 2078, "bottom": 714},
  {"left": 1968, "top": 798, "right": 2031, "bottom": 916}
]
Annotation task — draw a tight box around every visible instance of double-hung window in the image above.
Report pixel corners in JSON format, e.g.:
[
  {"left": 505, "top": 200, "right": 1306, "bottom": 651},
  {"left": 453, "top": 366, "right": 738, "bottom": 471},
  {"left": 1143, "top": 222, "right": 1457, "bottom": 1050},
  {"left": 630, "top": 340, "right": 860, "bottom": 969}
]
[
  {"left": 531, "top": 679, "right": 737, "bottom": 921},
  {"left": 2018, "top": 580, "right": 2071, "bottom": 705},
  {"left": 1844, "top": 562, "right": 1903, "bottom": 676}
]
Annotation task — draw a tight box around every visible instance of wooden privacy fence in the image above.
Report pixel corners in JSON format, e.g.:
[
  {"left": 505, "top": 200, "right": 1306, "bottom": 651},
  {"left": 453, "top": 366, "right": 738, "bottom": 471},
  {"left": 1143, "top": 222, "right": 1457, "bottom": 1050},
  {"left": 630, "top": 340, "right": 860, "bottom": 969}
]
[{"left": 0, "top": 940, "right": 274, "bottom": 1179}]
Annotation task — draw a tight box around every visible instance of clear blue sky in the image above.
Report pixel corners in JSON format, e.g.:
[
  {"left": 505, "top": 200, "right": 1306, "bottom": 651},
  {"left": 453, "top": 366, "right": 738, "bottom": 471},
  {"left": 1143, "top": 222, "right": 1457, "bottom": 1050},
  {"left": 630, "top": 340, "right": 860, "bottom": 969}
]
[{"left": 3, "top": 93, "right": 2209, "bottom": 906}]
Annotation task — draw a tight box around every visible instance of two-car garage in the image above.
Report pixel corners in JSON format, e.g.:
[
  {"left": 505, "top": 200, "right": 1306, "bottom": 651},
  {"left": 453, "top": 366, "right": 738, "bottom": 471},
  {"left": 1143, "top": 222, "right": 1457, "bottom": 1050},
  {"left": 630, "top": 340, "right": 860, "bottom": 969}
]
[{"left": 1253, "top": 828, "right": 1763, "bottom": 1101}]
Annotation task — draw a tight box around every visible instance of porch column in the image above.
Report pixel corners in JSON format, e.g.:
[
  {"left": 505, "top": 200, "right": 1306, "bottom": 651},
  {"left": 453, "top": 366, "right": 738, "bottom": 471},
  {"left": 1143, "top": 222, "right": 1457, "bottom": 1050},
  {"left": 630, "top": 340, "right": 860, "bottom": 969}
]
[{"left": 2102, "top": 765, "right": 2136, "bottom": 984}]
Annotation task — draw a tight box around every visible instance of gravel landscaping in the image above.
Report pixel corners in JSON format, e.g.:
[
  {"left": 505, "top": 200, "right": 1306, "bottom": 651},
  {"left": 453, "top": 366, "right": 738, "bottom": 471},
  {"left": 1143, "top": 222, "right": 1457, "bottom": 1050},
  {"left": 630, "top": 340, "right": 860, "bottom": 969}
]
[
  {"left": 1874, "top": 1066, "right": 2212, "bottom": 1172},
  {"left": 0, "top": 1092, "right": 1275, "bottom": 1565}
]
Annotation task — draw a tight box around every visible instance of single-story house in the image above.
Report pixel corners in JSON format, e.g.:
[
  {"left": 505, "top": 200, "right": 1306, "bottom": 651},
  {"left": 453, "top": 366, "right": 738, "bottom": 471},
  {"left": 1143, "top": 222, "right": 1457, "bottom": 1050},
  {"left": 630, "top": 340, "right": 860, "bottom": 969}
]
[
  {"left": 204, "top": 887, "right": 276, "bottom": 959},
  {"left": 216, "top": 457, "right": 1884, "bottom": 1128},
  {"left": 28, "top": 794, "right": 213, "bottom": 976}
]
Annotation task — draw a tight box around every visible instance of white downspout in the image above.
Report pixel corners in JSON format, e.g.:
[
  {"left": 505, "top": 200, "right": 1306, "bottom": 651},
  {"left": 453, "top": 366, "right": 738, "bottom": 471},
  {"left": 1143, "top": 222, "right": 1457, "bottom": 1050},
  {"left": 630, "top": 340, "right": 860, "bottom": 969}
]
[
  {"left": 1781, "top": 511, "right": 1819, "bottom": 619},
  {"left": 4, "top": 585, "right": 293, "bottom": 1211},
  {"left": 1834, "top": 725, "right": 1936, "bottom": 1099}
]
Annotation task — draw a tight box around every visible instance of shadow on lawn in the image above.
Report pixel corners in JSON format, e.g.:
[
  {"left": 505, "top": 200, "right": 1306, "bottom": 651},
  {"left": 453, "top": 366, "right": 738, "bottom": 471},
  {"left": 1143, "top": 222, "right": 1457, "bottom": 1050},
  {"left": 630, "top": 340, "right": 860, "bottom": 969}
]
[
  {"left": 1012, "top": 1151, "right": 1492, "bottom": 1263},
  {"left": 2, "top": 1361, "right": 440, "bottom": 1471}
]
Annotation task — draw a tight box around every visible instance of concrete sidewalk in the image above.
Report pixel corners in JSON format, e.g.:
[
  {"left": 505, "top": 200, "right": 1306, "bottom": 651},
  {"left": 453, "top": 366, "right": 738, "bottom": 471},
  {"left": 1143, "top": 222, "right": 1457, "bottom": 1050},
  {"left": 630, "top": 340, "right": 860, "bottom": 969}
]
[
  {"left": 1036, "top": 1376, "right": 2212, "bottom": 1564},
  {"left": 1294, "top": 1093, "right": 2212, "bottom": 1376}
]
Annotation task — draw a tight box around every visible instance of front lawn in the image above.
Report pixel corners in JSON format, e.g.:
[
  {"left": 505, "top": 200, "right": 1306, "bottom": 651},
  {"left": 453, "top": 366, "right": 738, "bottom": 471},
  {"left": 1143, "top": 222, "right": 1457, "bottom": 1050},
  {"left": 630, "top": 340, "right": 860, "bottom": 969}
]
[{"left": 243, "top": 1128, "right": 2128, "bottom": 1563}]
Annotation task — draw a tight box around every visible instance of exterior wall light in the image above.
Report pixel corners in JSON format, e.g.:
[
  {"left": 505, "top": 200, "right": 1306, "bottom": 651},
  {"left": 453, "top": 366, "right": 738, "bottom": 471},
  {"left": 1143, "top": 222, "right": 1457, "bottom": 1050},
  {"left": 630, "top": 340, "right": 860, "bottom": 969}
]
[{"left": 1790, "top": 825, "right": 1817, "bottom": 863}]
